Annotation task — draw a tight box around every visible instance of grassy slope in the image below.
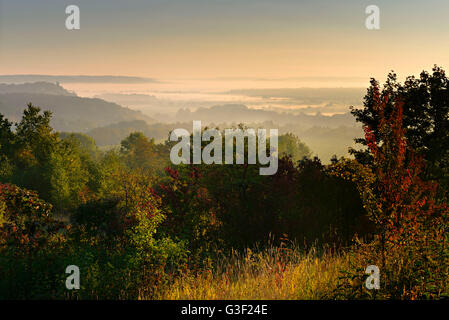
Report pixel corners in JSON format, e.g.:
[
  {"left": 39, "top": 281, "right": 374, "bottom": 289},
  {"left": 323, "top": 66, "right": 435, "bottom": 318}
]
[{"left": 156, "top": 246, "right": 349, "bottom": 300}]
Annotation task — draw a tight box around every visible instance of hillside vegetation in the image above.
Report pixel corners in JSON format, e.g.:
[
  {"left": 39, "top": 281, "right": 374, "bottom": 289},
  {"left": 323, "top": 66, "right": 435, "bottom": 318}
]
[
  {"left": 0, "top": 91, "right": 152, "bottom": 132},
  {"left": 1, "top": 67, "right": 449, "bottom": 299}
]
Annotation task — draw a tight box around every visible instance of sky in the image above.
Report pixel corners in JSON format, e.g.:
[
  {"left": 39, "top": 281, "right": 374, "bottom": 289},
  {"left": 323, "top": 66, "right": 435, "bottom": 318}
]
[{"left": 1, "top": 0, "right": 449, "bottom": 84}]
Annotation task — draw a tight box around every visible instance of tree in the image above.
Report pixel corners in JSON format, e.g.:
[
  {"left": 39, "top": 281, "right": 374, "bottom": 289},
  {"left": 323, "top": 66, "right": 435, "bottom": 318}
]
[
  {"left": 0, "top": 115, "right": 15, "bottom": 180},
  {"left": 49, "top": 139, "right": 91, "bottom": 211},
  {"left": 59, "top": 132, "right": 100, "bottom": 160},
  {"left": 120, "top": 132, "right": 159, "bottom": 171},
  {"left": 15, "top": 103, "right": 57, "bottom": 166},
  {"left": 278, "top": 133, "right": 312, "bottom": 161},
  {"left": 1, "top": 104, "right": 101, "bottom": 211},
  {"left": 0, "top": 114, "right": 15, "bottom": 158},
  {"left": 350, "top": 66, "right": 449, "bottom": 195},
  {"left": 3, "top": 104, "right": 58, "bottom": 199},
  {"left": 335, "top": 85, "right": 449, "bottom": 299}
]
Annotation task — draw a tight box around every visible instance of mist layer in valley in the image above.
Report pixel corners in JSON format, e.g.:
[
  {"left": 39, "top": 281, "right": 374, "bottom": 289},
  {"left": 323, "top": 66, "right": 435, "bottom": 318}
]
[{"left": 0, "top": 80, "right": 365, "bottom": 162}]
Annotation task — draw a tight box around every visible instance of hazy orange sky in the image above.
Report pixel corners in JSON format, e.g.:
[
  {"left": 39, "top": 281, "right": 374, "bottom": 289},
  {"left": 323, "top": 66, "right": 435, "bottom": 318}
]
[{"left": 1, "top": 0, "right": 449, "bottom": 84}]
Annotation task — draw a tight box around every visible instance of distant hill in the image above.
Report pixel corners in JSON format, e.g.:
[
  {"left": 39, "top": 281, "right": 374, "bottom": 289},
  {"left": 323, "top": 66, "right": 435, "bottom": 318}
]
[
  {"left": 174, "top": 104, "right": 356, "bottom": 128},
  {"left": 0, "top": 75, "right": 158, "bottom": 84},
  {"left": 0, "top": 82, "right": 76, "bottom": 96},
  {"left": 0, "top": 92, "right": 154, "bottom": 132}
]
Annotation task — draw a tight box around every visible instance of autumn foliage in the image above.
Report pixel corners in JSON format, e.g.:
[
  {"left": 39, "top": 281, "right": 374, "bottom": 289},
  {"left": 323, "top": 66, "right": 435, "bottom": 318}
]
[{"left": 333, "top": 84, "right": 449, "bottom": 299}]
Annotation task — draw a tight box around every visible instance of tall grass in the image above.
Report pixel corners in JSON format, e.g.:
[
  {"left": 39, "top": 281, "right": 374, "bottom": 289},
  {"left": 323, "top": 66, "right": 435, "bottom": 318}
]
[{"left": 155, "top": 245, "right": 349, "bottom": 300}]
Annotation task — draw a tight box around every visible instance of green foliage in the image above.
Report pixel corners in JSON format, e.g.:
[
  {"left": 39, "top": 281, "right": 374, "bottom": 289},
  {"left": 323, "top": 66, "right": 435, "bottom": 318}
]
[
  {"left": 120, "top": 131, "right": 169, "bottom": 173},
  {"left": 49, "top": 140, "right": 90, "bottom": 211},
  {"left": 59, "top": 132, "right": 100, "bottom": 160},
  {"left": 3, "top": 104, "right": 58, "bottom": 200},
  {"left": 0, "top": 104, "right": 105, "bottom": 212},
  {"left": 0, "top": 106, "right": 188, "bottom": 299},
  {"left": 0, "top": 180, "right": 187, "bottom": 299},
  {"left": 278, "top": 133, "right": 312, "bottom": 161}
]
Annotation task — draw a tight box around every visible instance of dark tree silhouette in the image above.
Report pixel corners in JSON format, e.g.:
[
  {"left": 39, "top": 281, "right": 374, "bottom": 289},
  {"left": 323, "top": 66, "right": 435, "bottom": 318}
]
[{"left": 351, "top": 65, "right": 449, "bottom": 193}]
